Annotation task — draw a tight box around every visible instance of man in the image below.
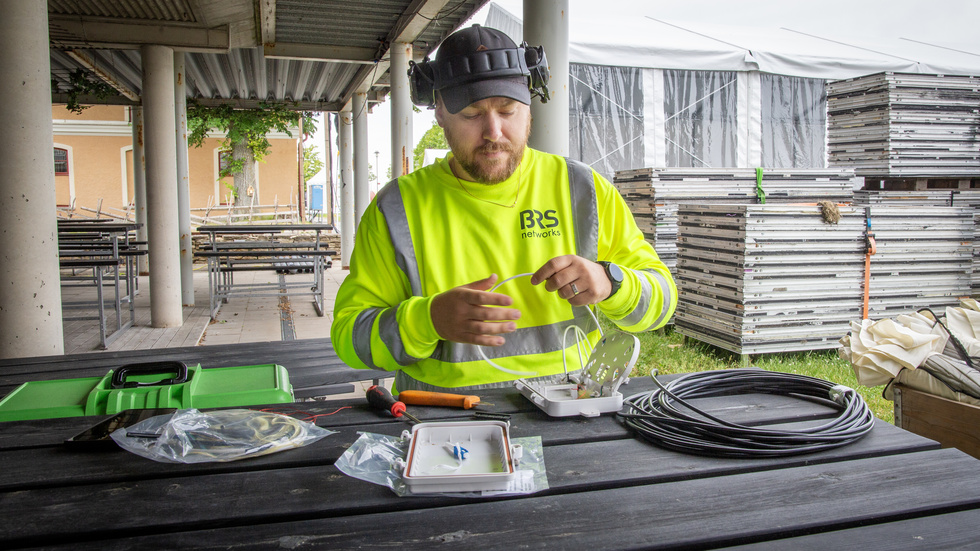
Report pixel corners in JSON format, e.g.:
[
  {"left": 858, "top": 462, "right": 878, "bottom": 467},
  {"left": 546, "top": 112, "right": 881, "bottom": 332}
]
[{"left": 332, "top": 25, "right": 676, "bottom": 391}]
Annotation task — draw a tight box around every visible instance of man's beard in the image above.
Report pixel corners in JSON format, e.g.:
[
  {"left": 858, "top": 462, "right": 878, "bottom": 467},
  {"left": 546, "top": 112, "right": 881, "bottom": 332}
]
[{"left": 445, "top": 119, "right": 532, "bottom": 184}]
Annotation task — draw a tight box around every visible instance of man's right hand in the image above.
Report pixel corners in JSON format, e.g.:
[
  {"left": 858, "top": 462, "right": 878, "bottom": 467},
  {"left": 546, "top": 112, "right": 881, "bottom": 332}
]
[{"left": 430, "top": 274, "right": 521, "bottom": 347}]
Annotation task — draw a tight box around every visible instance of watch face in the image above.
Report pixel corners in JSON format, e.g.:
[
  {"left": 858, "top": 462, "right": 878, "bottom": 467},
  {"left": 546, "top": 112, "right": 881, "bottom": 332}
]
[{"left": 607, "top": 262, "right": 624, "bottom": 283}]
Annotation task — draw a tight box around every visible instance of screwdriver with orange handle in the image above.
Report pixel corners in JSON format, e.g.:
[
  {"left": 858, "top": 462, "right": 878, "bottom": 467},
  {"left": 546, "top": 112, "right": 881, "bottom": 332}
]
[{"left": 397, "top": 390, "right": 493, "bottom": 410}]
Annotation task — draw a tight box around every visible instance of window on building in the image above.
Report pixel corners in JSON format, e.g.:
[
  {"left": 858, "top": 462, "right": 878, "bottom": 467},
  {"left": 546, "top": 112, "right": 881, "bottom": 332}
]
[
  {"left": 54, "top": 148, "right": 68, "bottom": 175},
  {"left": 218, "top": 149, "right": 233, "bottom": 174}
]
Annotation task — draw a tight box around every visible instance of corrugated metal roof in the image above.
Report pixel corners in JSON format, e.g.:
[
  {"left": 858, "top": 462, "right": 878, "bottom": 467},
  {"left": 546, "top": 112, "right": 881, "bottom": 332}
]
[
  {"left": 277, "top": 0, "right": 405, "bottom": 49},
  {"left": 48, "top": 0, "right": 488, "bottom": 111},
  {"left": 49, "top": 0, "right": 199, "bottom": 22}
]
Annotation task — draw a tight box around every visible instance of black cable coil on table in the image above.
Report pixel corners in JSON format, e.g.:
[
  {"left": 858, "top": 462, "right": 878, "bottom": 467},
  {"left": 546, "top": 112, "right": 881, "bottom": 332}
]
[{"left": 617, "top": 369, "right": 876, "bottom": 458}]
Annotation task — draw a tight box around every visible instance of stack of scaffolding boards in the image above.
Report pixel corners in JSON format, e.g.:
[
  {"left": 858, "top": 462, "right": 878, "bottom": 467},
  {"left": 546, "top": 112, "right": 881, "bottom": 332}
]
[
  {"left": 866, "top": 206, "right": 974, "bottom": 317},
  {"left": 853, "top": 189, "right": 980, "bottom": 300},
  {"left": 828, "top": 72, "right": 980, "bottom": 178},
  {"left": 674, "top": 204, "right": 974, "bottom": 356},
  {"left": 854, "top": 189, "right": 980, "bottom": 208},
  {"left": 613, "top": 168, "right": 856, "bottom": 274},
  {"left": 674, "top": 204, "right": 866, "bottom": 355}
]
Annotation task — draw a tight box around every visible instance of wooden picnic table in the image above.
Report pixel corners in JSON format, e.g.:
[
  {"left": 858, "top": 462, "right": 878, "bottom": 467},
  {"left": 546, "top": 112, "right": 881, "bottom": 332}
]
[
  {"left": 0, "top": 337, "right": 385, "bottom": 400},
  {"left": 1, "top": 348, "right": 979, "bottom": 549},
  {"left": 58, "top": 221, "right": 144, "bottom": 349},
  {"left": 195, "top": 224, "right": 337, "bottom": 319}
]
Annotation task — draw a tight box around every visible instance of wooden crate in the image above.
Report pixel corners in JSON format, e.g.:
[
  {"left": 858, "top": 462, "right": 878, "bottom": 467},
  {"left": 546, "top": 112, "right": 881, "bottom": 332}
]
[{"left": 893, "top": 384, "right": 980, "bottom": 461}]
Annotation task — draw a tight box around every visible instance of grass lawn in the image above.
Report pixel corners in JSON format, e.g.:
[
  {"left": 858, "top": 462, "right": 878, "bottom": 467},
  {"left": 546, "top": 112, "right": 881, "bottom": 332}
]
[{"left": 623, "top": 324, "right": 893, "bottom": 424}]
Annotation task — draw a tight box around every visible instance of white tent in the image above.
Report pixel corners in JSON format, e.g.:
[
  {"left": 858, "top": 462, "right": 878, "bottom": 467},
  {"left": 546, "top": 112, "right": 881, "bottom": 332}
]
[{"left": 485, "top": 1, "right": 980, "bottom": 177}]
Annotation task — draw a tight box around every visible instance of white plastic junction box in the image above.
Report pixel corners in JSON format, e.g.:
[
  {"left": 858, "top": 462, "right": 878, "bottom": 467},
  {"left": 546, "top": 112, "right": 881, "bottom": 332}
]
[
  {"left": 400, "top": 420, "right": 522, "bottom": 494},
  {"left": 515, "top": 330, "right": 640, "bottom": 417}
]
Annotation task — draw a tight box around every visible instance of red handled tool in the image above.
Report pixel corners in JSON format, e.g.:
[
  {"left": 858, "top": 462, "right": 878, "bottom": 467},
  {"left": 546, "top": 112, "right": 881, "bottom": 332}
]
[{"left": 366, "top": 385, "right": 421, "bottom": 424}]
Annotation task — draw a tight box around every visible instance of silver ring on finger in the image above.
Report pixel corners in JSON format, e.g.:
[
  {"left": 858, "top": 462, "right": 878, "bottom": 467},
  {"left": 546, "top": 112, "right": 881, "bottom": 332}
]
[{"left": 570, "top": 283, "right": 580, "bottom": 296}]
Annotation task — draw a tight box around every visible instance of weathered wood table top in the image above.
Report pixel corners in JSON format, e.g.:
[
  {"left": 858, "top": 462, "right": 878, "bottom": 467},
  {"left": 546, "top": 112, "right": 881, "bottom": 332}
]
[
  {"left": 0, "top": 338, "right": 385, "bottom": 399},
  {"left": 1, "top": 357, "right": 978, "bottom": 549}
]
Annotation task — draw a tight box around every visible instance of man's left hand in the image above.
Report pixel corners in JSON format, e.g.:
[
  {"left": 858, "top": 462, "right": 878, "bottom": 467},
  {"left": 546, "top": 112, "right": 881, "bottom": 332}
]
[{"left": 530, "top": 255, "right": 611, "bottom": 306}]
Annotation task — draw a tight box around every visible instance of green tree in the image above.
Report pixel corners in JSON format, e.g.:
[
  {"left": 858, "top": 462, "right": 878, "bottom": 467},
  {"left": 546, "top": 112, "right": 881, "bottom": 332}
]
[
  {"left": 303, "top": 144, "right": 324, "bottom": 184},
  {"left": 187, "top": 103, "right": 316, "bottom": 205},
  {"left": 412, "top": 122, "right": 449, "bottom": 171},
  {"left": 54, "top": 70, "right": 117, "bottom": 114}
]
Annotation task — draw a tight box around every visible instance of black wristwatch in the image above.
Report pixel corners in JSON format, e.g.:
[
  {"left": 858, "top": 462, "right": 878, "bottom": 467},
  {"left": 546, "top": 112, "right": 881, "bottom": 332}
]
[{"left": 597, "top": 261, "right": 624, "bottom": 298}]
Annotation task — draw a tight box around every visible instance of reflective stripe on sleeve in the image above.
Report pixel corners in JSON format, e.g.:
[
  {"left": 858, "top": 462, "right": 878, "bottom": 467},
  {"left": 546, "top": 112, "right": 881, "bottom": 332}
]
[
  {"left": 641, "top": 269, "right": 674, "bottom": 331},
  {"left": 353, "top": 307, "right": 383, "bottom": 369},
  {"left": 620, "top": 269, "right": 654, "bottom": 328},
  {"left": 376, "top": 182, "right": 422, "bottom": 296},
  {"left": 430, "top": 307, "right": 598, "bottom": 364},
  {"left": 396, "top": 370, "right": 573, "bottom": 393},
  {"left": 378, "top": 305, "right": 426, "bottom": 366}
]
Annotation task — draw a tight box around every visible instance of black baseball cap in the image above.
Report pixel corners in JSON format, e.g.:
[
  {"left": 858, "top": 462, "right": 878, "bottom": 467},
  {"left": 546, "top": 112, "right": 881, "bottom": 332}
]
[{"left": 435, "top": 25, "right": 531, "bottom": 114}]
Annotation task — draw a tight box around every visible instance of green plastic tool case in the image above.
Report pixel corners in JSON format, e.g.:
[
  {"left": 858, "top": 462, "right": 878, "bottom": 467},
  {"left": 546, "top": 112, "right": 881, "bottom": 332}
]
[{"left": 0, "top": 361, "right": 294, "bottom": 422}]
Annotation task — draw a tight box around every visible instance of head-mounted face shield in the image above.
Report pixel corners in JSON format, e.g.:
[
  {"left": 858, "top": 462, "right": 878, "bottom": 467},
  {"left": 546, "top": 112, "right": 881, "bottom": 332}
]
[{"left": 408, "top": 26, "right": 550, "bottom": 112}]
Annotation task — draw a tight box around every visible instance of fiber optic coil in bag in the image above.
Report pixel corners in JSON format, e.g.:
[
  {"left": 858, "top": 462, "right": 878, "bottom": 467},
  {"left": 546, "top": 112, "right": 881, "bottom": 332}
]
[{"left": 111, "top": 408, "right": 335, "bottom": 463}]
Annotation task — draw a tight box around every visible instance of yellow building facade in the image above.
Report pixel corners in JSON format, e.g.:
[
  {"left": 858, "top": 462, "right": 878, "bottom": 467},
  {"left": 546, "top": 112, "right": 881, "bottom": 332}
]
[{"left": 52, "top": 105, "right": 301, "bottom": 216}]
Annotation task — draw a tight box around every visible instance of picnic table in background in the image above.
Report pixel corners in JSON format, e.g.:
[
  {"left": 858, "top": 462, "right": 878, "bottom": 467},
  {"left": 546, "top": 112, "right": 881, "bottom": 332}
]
[
  {"left": 194, "top": 224, "right": 336, "bottom": 319},
  {"left": 57, "top": 220, "right": 144, "bottom": 349}
]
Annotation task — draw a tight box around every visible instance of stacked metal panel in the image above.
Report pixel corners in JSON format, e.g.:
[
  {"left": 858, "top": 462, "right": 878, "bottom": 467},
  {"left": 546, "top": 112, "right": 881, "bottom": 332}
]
[
  {"left": 853, "top": 189, "right": 980, "bottom": 299},
  {"left": 674, "top": 204, "right": 974, "bottom": 356},
  {"left": 674, "top": 204, "right": 866, "bottom": 355},
  {"left": 865, "top": 206, "right": 974, "bottom": 317},
  {"left": 614, "top": 168, "right": 856, "bottom": 274},
  {"left": 854, "top": 189, "right": 980, "bottom": 208},
  {"left": 976, "top": 213, "right": 980, "bottom": 296},
  {"left": 828, "top": 72, "right": 980, "bottom": 177},
  {"left": 854, "top": 189, "right": 962, "bottom": 207}
]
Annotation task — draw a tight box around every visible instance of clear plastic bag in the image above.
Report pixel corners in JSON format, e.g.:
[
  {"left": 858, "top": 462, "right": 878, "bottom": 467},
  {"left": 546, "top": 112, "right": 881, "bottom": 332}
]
[
  {"left": 334, "top": 430, "right": 549, "bottom": 497},
  {"left": 110, "top": 408, "right": 336, "bottom": 463}
]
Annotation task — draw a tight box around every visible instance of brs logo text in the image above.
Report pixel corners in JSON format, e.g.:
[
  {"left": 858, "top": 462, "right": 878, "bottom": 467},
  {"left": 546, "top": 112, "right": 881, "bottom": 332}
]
[
  {"left": 520, "top": 209, "right": 559, "bottom": 230},
  {"left": 520, "top": 209, "right": 561, "bottom": 239}
]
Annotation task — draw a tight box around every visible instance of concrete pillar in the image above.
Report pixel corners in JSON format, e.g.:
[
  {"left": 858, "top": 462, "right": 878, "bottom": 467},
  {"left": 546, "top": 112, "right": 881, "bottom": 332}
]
[
  {"left": 0, "top": 0, "right": 64, "bottom": 357},
  {"left": 524, "top": 0, "right": 570, "bottom": 156},
  {"left": 174, "top": 52, "right": 194, "bottom": 306},
  {"left": 352, "top": 89, "right": 370, "bottom": 228},
  {"left": 324, "top": 113, "right": 335, "bottom": 227},
  {"left": 339, "top": 107, "right": 354, "bottom": 269},
  {"left": 391, "top": 42, "right": 413, "bottom": 178},
  {"left": 131, "top": 106, "right": 149, "bottom": 274},
  {"left": 140, "top": 44, "right": 183, "bottom": 327}
]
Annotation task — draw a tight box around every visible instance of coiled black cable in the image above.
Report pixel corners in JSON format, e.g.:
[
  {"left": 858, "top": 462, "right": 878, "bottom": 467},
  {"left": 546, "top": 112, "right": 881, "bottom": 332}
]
[{"left": 617, "top": 369, "right": 876, "bottom": 458}]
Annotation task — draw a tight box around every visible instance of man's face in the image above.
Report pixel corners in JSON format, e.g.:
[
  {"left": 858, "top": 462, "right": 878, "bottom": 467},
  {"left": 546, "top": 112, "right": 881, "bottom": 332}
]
[{"left": 435, "top": 96, "right": 532, "bottom": 184}]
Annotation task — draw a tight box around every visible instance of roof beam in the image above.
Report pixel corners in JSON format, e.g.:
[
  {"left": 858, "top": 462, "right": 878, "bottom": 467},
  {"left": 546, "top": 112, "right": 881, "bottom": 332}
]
[
  {"left": 189, "top": 97, "right": 343, "bottom": 111},
  {"left": 263, "top": 42, "right": 378, "bottom": 63},
  {"left": 388, "top": 0, "right": 454, "bottom": 45},
  {"left": 64, "top": 50, "right": 141, "bottom": 102},
  {"left": 49, "top": 15, "right": 230, "bottom": 51},
  {"left": 259, "top": 0, "right": 276, "bottom": 46},
  {"left": 345, "top": 0, "right": 460, "bottom": 105},
  {"left": 51, "top": 93, "right": 138, "bottom": 106}
]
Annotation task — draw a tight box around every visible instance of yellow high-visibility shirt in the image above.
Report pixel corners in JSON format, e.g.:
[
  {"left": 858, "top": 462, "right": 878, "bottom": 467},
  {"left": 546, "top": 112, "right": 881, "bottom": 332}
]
[{"left": 331, "top": 147, "right": 676, "bottom": 390}]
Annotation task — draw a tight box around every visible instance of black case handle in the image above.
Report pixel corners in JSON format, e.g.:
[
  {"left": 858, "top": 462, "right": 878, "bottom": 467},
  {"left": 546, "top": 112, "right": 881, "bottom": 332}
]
[{"left": 111, "top": 361, "right": 189, "bottom": 389}]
